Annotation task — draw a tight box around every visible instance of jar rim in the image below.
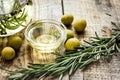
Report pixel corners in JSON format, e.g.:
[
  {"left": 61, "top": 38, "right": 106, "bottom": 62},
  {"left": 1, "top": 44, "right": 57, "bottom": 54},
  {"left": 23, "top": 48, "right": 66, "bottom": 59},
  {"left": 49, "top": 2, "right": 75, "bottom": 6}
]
[{"left": 24, "top": 19, "right": 67, "bottom": 48}]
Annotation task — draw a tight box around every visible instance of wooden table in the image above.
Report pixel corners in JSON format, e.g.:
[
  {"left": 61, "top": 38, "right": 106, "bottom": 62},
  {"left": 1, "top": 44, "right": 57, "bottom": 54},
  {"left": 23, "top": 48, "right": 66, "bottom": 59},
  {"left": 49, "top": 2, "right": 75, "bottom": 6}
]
[{"left": 0, "top": 0, "right": 120, "bottom": 80}]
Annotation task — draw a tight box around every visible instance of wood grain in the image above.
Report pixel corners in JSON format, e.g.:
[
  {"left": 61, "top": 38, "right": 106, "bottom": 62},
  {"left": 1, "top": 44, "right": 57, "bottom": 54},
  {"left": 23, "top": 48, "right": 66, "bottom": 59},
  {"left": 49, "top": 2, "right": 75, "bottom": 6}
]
[
  {"left": 63, "top": 0, "right": 120, "bottom": 80},
  {"left": 33, "top": 0, "right": 63, "bottom": 21},
  {"left": 0, "top": 0, "right": 120, "bottom": 80}
]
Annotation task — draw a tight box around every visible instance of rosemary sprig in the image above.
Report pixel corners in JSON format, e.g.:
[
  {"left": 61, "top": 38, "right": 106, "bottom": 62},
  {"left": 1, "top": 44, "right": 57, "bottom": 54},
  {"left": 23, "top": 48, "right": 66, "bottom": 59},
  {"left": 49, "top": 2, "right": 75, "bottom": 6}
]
[
  {"left": 7, "top": 22, "right": 120, "bottom": 80},
  {"left": 0, "top": 9, "right": 27, "bottom": 34}
]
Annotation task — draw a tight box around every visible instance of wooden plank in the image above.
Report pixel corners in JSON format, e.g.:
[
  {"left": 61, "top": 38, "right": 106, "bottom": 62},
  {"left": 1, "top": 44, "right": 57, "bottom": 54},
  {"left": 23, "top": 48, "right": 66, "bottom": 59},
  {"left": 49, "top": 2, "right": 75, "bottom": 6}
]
[
  {"left": 30, "top": 0, "right": 69, "bottom": 79},
  {"left": 0, "top": 35, "right": 32, "bottom": 80},
  {"left": 0, "top": 0, "right": 120, "bottom": 80},
  {"left": 63, "top": 0, "right": 120, "bottom": 80},
  {"left": 0, "top": 0, "right": 63, "bottom": 80},
  {"left": 33, "top": 0, "right": 63, "bottom": 21},
  {"left": 107, "top": 1, "right": 120, "bottom": 80},
  {"left": 0, "top": 2, "right": 35, "bottom": 80},
  {"left": 31, "top": 0, "right": 63, "bottom": 64},
  {"left": 83, "top": 0, "right": 120, "bottom": 79},
  {"left": 112, "top": 0, "right": 120, "bottom": 22}
]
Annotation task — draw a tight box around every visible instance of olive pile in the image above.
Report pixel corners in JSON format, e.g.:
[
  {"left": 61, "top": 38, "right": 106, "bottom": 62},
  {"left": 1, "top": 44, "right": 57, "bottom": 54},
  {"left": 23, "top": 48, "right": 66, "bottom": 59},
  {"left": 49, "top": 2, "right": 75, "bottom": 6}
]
[
  {"left": 61, "top": 14, "right": 87, "bottom": 51},
  {"left": 0, "top": 35, "right": 23, "bottom": 60}
]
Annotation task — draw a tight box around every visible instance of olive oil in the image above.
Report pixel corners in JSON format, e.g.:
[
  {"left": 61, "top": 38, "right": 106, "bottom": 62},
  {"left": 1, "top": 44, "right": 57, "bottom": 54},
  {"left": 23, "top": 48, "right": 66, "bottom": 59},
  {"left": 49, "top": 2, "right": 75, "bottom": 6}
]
[{"left": 25, "top": 20, "right": 67, "bottom": 64}]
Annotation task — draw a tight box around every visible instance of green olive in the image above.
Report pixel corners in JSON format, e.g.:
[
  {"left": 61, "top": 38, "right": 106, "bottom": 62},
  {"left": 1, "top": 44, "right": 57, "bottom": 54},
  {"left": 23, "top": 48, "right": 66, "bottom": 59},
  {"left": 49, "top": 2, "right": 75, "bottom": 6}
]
[
  {"left": 67, "top": 29, "right": 74, "bottom": 39},
  {"left": 8, "top": 35, "right": 23, "bottom": 50},
  {"left": 73, "top": 19, "right": 87, "bottom": 32},
  {"left": 61, "top": 14, "right": 74, "bottom": 26},
  {"left": 65, "top": 38, "right": 80, "bottom": 51},
  {"left": 1, "top": 47, "right": 15, "bottom": 60}
]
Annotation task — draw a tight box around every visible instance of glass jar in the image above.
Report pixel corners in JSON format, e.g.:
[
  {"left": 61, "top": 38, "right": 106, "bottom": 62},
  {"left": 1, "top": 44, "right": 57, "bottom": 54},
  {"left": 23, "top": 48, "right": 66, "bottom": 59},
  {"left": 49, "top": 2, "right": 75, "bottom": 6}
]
[
  {"left": 24, "top": 19, "right": 67, "bottom": 64},
  {"left": 0, "top": 0, "right": 32, "bottom": 37}
]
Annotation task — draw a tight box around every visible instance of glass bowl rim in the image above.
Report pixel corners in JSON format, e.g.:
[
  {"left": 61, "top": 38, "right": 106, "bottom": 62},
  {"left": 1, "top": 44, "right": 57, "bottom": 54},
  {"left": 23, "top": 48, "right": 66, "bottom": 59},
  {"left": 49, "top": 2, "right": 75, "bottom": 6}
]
[{"left": 24, "top": 19, "right": 67, "bottom": 47}]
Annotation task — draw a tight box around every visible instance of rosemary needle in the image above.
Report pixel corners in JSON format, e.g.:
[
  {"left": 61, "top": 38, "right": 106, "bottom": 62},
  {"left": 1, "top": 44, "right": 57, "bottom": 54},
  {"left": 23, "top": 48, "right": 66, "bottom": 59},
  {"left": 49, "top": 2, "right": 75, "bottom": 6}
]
[
  {"left": 7, "top": 21, "right": 120, "bottom": 80},
  {"left": 7, "top": 24, "right": 120, "bottom": 80}
]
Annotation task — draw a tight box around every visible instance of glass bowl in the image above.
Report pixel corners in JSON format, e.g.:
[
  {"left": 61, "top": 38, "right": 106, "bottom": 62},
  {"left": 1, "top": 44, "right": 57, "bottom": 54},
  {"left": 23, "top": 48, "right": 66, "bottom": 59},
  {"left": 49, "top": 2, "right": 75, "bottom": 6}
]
[
  {"left": 24, "top": 19, "right": 67, "bottom": 64},
  {"left": 25, "top": 19, "right": 67, "bottom": 52}
]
